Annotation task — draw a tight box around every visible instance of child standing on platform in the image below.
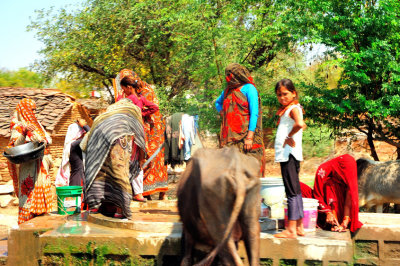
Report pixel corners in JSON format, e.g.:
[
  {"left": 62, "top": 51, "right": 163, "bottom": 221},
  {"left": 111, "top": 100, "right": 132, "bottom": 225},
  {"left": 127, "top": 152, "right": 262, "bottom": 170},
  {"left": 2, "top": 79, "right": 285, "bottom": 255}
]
[{"left": 274, "top": 79, "right": 306, "bottom": 238}]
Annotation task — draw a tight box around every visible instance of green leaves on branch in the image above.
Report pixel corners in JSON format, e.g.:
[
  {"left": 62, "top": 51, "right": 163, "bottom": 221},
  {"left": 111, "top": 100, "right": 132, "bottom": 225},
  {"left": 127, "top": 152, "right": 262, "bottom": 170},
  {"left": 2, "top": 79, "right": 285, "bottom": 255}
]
[{"left": 287, "top": 0, "right": 400, "bottom": 158}]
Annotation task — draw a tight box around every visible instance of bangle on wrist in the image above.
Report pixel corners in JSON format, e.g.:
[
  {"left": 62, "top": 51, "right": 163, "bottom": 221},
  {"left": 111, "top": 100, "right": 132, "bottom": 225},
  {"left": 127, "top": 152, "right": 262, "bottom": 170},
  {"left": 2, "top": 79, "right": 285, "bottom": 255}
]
[
  {"left": 286, "top": 136, "right": 292, "bottom": 139},
  {"left": 246, "top": 137, "right": 253, "bottom": 140}
]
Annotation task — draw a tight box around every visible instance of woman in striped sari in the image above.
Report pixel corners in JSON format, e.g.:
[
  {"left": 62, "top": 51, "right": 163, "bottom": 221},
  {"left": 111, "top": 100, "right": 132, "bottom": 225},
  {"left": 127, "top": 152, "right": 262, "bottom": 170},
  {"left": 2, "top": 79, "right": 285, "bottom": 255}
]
[{"left": 81, "top": 99, "right": 146, "bottom": 218}]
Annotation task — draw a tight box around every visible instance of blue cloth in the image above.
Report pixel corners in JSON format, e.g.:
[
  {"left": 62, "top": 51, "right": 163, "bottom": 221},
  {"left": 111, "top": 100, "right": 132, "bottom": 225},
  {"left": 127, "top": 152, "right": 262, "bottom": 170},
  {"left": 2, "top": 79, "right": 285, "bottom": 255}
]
[
  {"left": 181, "top": 114, "right": 196, "bottom": 161},
  {"left": 287, "top": 194, "right": 304, "bottom": 220},
  {"left": 215, "top": 83, "right": 259, "bottom": 132},
  {"left": 193, "top": 115, "right": 199, "bottom": 130}
]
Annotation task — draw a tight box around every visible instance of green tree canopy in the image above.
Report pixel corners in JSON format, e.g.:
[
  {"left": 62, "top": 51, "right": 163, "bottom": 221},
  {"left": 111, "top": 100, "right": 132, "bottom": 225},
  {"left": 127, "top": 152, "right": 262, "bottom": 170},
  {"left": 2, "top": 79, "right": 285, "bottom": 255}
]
[
  {"left": 0, "top": 68, "right": 46, "bottom": 88},
  {"left": 284, "top": 0, "right": 400, "bottom": 160},
  {"left": 29, "top": 0, "right": 298, "bottom": 131}
]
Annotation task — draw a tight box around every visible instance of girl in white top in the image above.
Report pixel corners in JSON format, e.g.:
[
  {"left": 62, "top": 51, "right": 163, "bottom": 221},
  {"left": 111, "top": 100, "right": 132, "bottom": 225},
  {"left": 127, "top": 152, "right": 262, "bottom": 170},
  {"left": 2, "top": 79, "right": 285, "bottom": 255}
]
[{"left": 274, "top": 79, "right": 307, "bottom": 238}]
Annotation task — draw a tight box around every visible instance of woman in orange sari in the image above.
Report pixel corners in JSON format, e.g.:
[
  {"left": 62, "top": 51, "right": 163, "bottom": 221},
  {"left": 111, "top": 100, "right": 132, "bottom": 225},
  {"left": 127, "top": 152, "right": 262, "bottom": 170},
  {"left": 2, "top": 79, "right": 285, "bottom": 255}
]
[
  {"left": 7, "top": 98, "right": 54, "bottom": 224},
  {"left": 115, "top": 69, "right": 168, "bottom": 200}
]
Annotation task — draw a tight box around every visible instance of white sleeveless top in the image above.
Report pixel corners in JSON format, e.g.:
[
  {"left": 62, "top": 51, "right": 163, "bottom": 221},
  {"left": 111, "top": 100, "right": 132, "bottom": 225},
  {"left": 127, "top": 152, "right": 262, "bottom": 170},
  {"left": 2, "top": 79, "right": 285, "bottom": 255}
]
[{"left": 274, "top": 104, "right": 303, "bottom": 162}]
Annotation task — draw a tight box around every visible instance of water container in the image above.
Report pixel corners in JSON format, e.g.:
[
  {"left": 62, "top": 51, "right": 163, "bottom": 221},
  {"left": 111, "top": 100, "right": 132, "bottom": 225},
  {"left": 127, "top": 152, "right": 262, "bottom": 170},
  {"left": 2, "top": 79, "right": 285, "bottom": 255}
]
[
  {"left": 259, "top": 178, "right": 286, "bottom": 219},
  {"left": 56, "top": 186, "right": 83, "bottom": 215},
  {"left": 284, "top": 198, "right": 319, "bottom": 231}
]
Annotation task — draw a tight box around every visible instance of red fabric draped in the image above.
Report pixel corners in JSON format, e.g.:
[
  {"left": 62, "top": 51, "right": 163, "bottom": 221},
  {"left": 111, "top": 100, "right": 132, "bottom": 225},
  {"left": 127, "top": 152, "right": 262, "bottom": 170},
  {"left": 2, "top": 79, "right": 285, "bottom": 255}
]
[
  {"left": 312, "top": 154, "right": 362, "bottom": 232},
  {"left": 300, "top": 182, "right": 313, "bottom": 198}
]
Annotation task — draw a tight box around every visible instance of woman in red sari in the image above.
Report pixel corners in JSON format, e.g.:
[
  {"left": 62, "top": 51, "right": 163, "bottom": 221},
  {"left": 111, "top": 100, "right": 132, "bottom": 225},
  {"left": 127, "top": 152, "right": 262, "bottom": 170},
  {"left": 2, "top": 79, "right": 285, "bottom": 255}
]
[
  {"left": 215, "top": 63, "right": 265, "bottom": 175},
  {"left": 115, "top": 69, "right": 168, "bottom": 200},
  {"left": 302, "top": 154, "right": 363, "bottom": 233}
]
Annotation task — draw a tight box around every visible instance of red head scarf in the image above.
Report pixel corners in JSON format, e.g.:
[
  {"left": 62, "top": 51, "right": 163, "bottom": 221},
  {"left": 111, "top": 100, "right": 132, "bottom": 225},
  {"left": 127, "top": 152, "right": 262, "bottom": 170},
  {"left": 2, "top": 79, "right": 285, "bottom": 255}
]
[
  {"left": 118, "top": 69, "right": 144, "bottom": 94},
  {"left": 224, "top": 63, "right": 255, "bottom": 91},
  {"left": 12, "top": 98, "right": 46, "bottom": 140}
]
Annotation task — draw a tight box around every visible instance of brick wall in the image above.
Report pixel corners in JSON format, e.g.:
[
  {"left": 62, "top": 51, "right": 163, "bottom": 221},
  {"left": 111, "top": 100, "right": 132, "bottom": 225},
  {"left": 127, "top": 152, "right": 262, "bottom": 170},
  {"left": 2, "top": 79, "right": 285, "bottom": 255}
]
[{"left": 1, "top": 103, "right": 91, "bottom": 194}]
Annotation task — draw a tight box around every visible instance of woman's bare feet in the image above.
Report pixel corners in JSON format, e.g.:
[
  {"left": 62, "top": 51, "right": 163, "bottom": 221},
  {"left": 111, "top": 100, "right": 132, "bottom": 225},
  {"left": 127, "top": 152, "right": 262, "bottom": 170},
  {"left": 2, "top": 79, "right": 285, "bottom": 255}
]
[
  {"left": 296, "top": 219, "right": 305, "bottom": 236},
  {"left": 332, "top": 225, "right": 347, "bottom": 232},
  {"left": 296, "top": 228, "right": 305, "bottom": 236},
  {"left": 274, "top": 230, "right": 297, "bottom": 239}
]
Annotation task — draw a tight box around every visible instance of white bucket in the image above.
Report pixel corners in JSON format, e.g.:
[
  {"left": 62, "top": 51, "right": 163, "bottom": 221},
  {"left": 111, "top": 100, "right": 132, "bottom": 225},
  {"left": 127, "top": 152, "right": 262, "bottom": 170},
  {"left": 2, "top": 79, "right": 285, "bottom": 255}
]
[
  {"left": 259, "top": 178, "right": 286, "bottom": 219},
  {"left": 284, "top": 198, "right": 319, "bottom": 231}
]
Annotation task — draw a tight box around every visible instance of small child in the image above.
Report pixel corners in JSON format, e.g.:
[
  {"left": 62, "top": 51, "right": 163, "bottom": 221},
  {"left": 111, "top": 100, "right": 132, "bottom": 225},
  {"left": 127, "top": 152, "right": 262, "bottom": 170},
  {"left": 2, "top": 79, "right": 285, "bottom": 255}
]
[{"left": 274, "top": 79, "right": 306, "bottom": 238}]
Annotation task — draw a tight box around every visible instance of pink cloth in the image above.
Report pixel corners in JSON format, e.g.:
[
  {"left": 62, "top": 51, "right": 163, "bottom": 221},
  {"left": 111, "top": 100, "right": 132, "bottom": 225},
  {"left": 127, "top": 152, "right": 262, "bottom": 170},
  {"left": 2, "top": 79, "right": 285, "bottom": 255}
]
[{"left": 117, "top": 94, "right": 159, "bottom": 117}]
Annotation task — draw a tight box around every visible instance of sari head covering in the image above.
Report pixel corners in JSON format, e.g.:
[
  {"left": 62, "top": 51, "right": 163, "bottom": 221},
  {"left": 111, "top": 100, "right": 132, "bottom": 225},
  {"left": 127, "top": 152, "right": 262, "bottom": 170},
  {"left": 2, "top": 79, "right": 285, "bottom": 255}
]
[
  {"left": 11, "top": 98, "right": 47, "bottom": 142},
  {"left": 114, "top": 69, "right": 144, "bottom": 98},
  {"left": 225, "top": 63, "right": 255, "bottom": 90}
]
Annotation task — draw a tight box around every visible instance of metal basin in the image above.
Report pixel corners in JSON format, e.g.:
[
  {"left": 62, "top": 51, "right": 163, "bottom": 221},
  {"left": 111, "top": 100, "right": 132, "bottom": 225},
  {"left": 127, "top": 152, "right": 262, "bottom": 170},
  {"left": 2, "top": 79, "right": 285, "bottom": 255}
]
[
  {"left": 4, "top": 142, "right": 38, "bottom": 156},
  {"left": 3, "top": 142, "right": 46, "bottom": 164}
]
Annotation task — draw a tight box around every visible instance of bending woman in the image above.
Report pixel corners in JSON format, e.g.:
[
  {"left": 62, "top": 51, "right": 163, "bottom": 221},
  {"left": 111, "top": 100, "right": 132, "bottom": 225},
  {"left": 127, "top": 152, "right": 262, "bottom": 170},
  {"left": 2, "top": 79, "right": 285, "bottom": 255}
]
[
  {"left": 114, "top": 69, "right": 168, "bottom": 200},
  {"left": 7, "top": 98, "right": 54, "bottom": 224},
  {"left": 302, "top": 154, "right": 363, "bottom": 233},
  {"left": 81, "top": 99, "right": 146, "bottom": 219},
  {"left": 215, "top": 63, "right": 265, "bottom": 175},
  {"left": 55, "top": 118, "right": 90, "bottom": 187},
  {"left": 115, "top": 70, "right": 160, "bottom": 201}
]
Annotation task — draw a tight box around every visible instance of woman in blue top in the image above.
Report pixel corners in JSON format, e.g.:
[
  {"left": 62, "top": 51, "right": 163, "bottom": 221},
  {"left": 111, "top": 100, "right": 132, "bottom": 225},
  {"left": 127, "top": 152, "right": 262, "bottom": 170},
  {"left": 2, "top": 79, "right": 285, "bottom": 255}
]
[{"left": 215, "top": 63, "right": 265, "bottom": 175}]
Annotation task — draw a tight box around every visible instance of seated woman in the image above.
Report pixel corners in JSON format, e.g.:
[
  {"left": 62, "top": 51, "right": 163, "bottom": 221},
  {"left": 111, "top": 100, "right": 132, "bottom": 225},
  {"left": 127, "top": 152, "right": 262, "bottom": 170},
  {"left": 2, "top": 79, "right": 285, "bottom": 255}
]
[
  {"left": 80, "top": 99, "right": 146, "bottom": 219},
  {"left": 301, "top": 154, "right": 363, "bottom": 233}
]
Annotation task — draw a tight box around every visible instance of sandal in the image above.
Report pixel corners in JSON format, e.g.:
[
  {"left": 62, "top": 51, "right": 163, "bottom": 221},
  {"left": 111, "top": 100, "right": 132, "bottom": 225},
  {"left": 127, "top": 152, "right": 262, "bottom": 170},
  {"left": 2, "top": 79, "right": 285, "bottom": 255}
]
[
  {"left": 114, "top": 213, "right": 125, "bottom": 219},
  {"left": 90, "top": 208, "right": 99, "bottom": 214},
  {"left": 133, "top": 195, "right": 147, "bottom": 202}
]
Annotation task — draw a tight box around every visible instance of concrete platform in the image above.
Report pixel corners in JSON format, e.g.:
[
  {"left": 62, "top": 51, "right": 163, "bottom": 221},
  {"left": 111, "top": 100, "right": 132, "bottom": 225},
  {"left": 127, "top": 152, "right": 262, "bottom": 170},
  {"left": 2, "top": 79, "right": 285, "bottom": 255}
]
[
  {"left": 5, "top": 201, "right": 400, "bottom": 265},
  {"left": 6, "top": 200, "right": 359, "bottom": 265}
]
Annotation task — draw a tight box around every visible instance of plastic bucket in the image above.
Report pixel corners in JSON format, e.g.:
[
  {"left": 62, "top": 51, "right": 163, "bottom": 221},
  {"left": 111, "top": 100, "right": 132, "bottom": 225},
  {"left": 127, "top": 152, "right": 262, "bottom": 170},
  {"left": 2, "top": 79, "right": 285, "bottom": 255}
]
[
  {"left": 56, "top": 186, "right": 83, "bottom": 215},
  {"left": 284, "top": 198, "right": 319, "bottom": 231},
  {"left": 259, "top": 178, "right": 286, "bottom": 219}
]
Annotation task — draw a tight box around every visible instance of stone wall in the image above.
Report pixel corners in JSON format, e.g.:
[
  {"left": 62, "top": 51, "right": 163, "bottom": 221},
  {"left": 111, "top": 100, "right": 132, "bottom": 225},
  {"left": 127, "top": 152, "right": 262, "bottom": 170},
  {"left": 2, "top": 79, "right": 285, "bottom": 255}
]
[{"left": 355, "top": 213, "right": 400, "bottom": 265}]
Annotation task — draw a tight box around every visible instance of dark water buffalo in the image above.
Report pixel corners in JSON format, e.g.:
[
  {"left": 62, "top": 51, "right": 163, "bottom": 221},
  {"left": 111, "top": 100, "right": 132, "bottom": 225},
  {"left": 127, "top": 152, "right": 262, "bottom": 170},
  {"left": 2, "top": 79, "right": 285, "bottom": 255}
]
[
  {"left": 357, "top": 158, "right": 400, "bottom": 210},
  {"left": 177, "top": 147, "right": 261, "bottom": 266}
]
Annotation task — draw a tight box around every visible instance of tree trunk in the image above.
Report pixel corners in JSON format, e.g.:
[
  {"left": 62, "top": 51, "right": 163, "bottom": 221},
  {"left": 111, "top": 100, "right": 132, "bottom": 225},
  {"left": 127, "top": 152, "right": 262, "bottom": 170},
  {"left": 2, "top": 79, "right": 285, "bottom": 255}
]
[
  {"left": 102, "top": 80, "right": 115, "bottom": 104},
  {"left": 367, "top": 127, "right": 379, "bottom": 161}
]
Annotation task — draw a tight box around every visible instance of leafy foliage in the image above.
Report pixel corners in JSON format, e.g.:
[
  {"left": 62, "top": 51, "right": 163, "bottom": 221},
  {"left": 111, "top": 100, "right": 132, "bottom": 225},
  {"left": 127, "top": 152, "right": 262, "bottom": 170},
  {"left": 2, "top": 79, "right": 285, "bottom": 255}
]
[
  {"left": 29, "top": 0, "right": 295, "bottom": 112},
  {"left": 0, "top": 68, "right": 47, "bottom": 88},
  {"left": 284, "top": 0, "right": 400, "bottom": 160},
  {"left": 27, "top": 0, "right": 400, "bottom": 160}
]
